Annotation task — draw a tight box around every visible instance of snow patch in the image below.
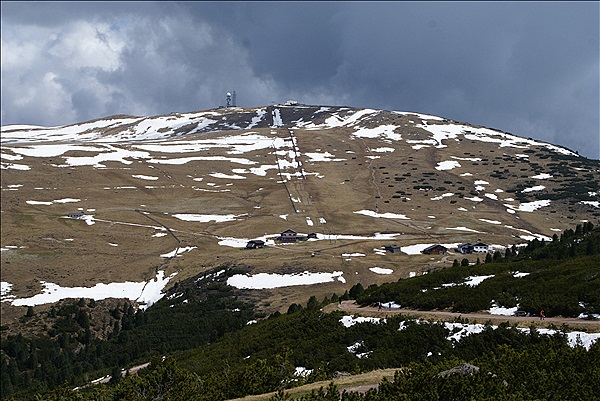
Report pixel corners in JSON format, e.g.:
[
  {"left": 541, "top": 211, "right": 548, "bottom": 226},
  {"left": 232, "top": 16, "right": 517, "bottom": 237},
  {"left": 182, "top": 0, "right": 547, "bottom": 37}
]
[
  {"left": 227, "top": 271, "right": 345, "bottom": 289},
  {"left": 370, "top": 267, "right": 394, "bottom": 275}
]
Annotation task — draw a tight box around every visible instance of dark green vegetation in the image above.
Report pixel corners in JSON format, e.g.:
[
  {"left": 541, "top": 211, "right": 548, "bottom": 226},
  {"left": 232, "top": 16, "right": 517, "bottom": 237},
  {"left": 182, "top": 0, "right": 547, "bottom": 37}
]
[
  {"left": 1, "top": 225, "right": 599, "bottom": 400},
  {"left": 284, "top": 340, "right": 600, "bottom": 400},
  {"left": 359, "top": 222, "right": 600, "bottom": 317},
  {"left": 30, "top": 311, "right": 600, "bottom": 400},
  {"left": 0, "top": 268, "right": 255, "bottom": 399}
]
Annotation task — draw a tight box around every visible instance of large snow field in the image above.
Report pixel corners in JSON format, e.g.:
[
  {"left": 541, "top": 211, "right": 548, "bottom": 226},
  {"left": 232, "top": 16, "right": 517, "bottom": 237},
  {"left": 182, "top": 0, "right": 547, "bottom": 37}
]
[{"left": 4, "top": 270, "right": 176, "bottom": 309}]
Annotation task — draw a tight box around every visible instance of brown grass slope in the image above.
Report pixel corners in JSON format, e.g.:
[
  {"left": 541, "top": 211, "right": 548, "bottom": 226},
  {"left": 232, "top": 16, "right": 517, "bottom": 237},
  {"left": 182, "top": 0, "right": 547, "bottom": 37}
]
[{"left": 2, "top": 105, "right": 599, "bottom": 333}]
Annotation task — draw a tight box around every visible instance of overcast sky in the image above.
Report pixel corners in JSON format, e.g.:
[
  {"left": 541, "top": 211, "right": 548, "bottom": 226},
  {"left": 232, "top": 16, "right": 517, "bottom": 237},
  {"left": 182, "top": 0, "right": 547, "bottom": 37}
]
[{"left": 1, "top": 2, "right": 598, "bottom": 158}]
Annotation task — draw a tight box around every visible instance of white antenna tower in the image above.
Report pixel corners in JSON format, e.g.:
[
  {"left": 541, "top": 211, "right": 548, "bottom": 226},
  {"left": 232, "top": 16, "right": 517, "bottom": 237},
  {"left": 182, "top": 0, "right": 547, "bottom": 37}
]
[
  {"left": 232, "top": 90, "right": 237, "bottom": 107},
  {"left": 226, "top": 92, "right": 232, "bottom": 108}
]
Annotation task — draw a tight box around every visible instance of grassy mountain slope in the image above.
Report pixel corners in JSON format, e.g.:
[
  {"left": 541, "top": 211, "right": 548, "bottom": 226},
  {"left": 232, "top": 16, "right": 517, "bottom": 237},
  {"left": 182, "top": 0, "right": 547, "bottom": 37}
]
[{"left": 2, "top": 104, "right": 599, "bottom": 332}]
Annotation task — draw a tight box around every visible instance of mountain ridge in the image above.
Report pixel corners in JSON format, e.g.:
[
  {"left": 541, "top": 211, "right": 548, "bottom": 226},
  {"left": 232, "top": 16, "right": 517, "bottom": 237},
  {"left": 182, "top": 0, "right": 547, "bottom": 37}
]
[{"left": 0, "top": 105, "right": 586, "bottom": 160}]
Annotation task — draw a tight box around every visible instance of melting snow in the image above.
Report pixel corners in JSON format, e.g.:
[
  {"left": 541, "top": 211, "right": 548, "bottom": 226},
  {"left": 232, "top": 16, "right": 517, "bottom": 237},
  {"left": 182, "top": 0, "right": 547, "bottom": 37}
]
[
  {"left": 227, "top": 271, "right": 345, "bottom": 289},
  {"left": 465, "top": 196, "right": 484, "bottom": 202},
  {"left": 401, "top": 243, "right": 461, "bottom": 255},
  {"left": 506, "top": 200, "right": 551, "bottom": 212},
  {"left": 463, "top": 275, "right": 495, "bottom": 286},
  {"left": 489, "top": 302, "right": 518, "bottom": 316},
  {"left": 26, "top": 200, "right": 53, "bottom": 206},
  {"left": 172, "top": 213, "right": 245, "bottom": 223},
  {"left": 353, "top": 125, "right": 402, "bottom": 141},
  {"left": 340, "top": 315, "right": 385, "bottom": 328},
  {"left": 431, "top": 193, "right": 454, "bottom": 201},
  {"left": 354, "top": 210, "right": 410, "bottom": 220},
  {"left": 132, "top": 175, "right": 159, "bottom": 181},
  {"left": 445, "top": 227, "right": 483, "bottom": 233},
  {"left": 304, "top": 152, "right": 346, "bottom": 162},
  {"left": 9, "top": 270, "right": 175, "bottom": 309},
  {"left": 209, "top": 172, "right": 246, "bottom": 180},
  {"left": 435, "top": 160, "right": 461, "bottom": 171},
  {"left": 370, "top": 267, "right": 394, "bottom": 275},
  {"left": 522, "top": 185, "right": 546, "bottom": 193},
  {"left": 1, "top": 163, "right": 31, "bottom": 170},
  {"left": 271, "top": 109, "right": 283, "bottom": 127},
  {"left": 160, "top": 246, "right": 197, "bottom": 258},
  {"left": 1, "top": 282, "right": 15, "bottom": 302},
  {"left": 371, "top": 147, "right": 395, "bottom": 152},
  {"left": 479, "top": 219, "right": 502, "bottom": 225},
  {"left": 1, "top": 153, "right": 23, "bottom": 161}
]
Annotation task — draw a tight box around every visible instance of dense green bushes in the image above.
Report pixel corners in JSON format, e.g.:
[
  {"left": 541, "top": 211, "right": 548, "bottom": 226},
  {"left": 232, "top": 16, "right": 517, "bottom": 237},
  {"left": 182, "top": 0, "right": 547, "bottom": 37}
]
[
  {"left": 357, "top": 226, "right": 600, "bottom": 317},
  {"left": 33, "top": 310, "right": 599, "bottom": 401}
]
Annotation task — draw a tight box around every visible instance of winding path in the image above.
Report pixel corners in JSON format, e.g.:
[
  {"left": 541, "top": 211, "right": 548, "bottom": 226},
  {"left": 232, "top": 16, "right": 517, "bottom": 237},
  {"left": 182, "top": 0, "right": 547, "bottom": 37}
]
[{"left": 328, "top": 301, "right": 600, "bottom": 332}]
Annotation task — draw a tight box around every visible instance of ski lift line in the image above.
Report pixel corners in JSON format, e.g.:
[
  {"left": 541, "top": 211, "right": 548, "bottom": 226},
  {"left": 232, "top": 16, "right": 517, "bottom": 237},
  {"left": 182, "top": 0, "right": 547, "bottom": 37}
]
[
  {"left": 356, "top": 137, "right": 385, "bottom": 213},
  {"left": 287, "top": 128, "right": 306, "bottom": 180},
  {"left": 271, "top": 143, "right": 299, "bottom": 214}
]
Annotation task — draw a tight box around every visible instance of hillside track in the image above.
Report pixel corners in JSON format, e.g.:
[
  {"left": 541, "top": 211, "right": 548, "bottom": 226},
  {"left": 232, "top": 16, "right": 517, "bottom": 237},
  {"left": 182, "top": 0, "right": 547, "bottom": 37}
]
[{"left": 328, "top": 301, "right": 600, "bottom": 332}]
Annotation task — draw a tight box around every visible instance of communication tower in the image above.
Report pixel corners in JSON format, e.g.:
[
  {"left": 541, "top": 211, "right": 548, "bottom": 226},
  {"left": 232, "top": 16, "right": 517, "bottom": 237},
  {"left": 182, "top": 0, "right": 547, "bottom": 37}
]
[{"left": 225, "top": 90, "right": 237, "bottom": 108}]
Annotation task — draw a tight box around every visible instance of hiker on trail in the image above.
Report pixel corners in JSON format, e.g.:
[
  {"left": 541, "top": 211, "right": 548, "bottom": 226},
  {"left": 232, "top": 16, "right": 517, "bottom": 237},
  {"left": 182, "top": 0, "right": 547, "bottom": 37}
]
[
  {"left": 540, "top": 310, "right": 545, "bottom": 320},
  {"left": 378, "top": 302, "right": 382, "bottom": 311}
]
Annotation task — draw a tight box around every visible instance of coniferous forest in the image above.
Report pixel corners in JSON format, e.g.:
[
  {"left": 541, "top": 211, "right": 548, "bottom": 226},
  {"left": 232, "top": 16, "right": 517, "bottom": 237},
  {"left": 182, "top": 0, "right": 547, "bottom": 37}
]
[{"left": 1, "top": 225, "right": 599, "bottom": 400}]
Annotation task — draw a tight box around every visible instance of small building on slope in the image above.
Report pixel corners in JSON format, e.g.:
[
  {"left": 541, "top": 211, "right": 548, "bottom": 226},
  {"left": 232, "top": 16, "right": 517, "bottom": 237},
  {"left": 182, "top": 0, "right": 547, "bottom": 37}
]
[{"left": 422, "top": 244, "right": 448, "bottom": 255}]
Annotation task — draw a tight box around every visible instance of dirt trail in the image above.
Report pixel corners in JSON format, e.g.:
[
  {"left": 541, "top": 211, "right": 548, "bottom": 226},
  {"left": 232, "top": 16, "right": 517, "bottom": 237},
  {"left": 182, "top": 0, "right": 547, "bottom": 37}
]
[{"left": 328, "top": 301, "right": 600, "bottom": 332}]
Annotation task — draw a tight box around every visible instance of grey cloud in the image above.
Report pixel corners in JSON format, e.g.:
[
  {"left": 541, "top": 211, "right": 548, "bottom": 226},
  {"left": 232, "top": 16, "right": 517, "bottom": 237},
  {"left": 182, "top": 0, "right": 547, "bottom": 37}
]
[{"left": 1, "top": 2, "right": 598, "bottom": 158}]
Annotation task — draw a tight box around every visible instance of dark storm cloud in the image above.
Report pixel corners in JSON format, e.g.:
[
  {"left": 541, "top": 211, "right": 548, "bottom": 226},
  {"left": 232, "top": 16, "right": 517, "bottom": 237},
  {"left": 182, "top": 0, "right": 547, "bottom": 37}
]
[{"left": 1, "top": 2, "right": 598, "bottom": 158}]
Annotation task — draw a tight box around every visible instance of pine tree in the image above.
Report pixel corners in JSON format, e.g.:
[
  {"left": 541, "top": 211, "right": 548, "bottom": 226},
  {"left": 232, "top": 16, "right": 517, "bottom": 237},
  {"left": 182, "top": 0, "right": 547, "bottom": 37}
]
[
  {"left": 349, "top": 283, "right": 365, "bottom": 299},
  {"left": 306, "top": 296, "right": 320, "bottom": 311}
]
